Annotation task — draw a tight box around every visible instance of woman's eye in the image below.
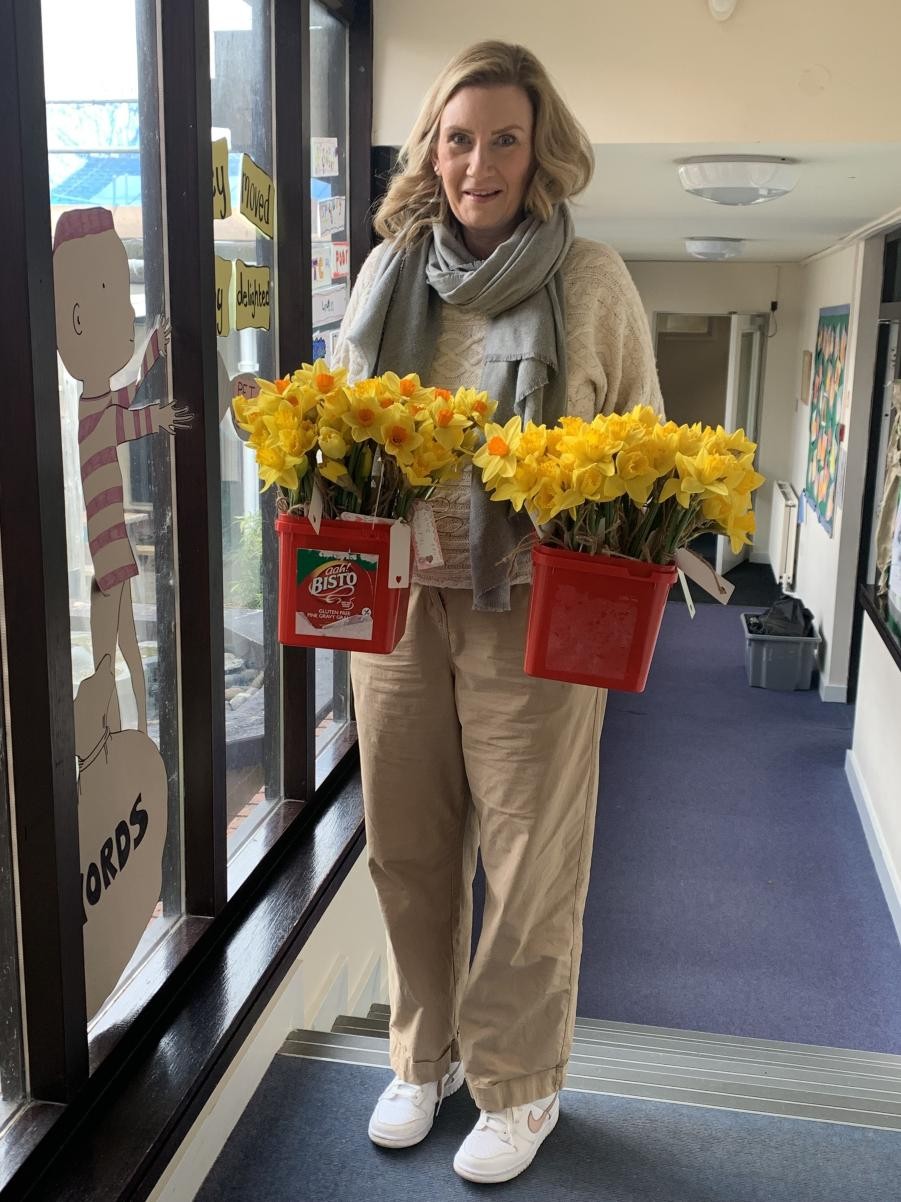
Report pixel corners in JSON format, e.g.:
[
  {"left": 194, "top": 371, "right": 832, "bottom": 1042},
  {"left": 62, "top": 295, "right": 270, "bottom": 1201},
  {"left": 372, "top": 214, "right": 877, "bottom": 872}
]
[
  {"left": 497, "top": 134, "right": 516, "bottom": 147},
  {"left": 450, "top": 133, "right": 469, "bottom": 146}
]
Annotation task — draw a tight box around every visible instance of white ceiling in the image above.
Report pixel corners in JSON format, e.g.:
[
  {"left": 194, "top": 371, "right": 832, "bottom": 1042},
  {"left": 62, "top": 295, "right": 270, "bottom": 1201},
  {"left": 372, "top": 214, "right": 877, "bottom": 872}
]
[{"left": 574, "top": 142, "right": 901, "bottom": 262}]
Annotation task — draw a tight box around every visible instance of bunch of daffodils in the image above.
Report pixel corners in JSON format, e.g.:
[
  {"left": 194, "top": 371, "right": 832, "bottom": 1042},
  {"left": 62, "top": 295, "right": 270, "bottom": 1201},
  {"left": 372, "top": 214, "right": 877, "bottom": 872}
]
[
  {"left": 233, "top": 360, "right": 496, "bottom": 521},
  {"left": 473, "top": 406, "right": 764, "bottom": 561}
]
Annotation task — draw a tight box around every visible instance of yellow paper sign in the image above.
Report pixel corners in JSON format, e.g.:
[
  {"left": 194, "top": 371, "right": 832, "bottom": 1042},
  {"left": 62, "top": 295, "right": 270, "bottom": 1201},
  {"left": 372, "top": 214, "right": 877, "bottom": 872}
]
[
  {"left": 240, "top": 154, "right": 274, "bottom": 238},
  {"left": 234, "top": 260, "right": 271, "bottom": 331},
  {"left": 212, "top": 137, "right": 232, "bottom": 220},
  {"left": 215, "top": 256, "right": 233, "bottom": 337}
]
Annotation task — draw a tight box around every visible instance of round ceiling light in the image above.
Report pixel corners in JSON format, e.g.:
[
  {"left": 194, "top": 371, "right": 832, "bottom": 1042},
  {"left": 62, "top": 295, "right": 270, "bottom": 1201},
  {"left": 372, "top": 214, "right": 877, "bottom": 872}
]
[
  {"left": 677, "top": 156, "right": 800, "bottom": 205},
  {"left": 709, "top": 0, "right": 739, "bottom": 19},
  {"left": 684, "top": 237, "right": 746, "bottom": 261}
]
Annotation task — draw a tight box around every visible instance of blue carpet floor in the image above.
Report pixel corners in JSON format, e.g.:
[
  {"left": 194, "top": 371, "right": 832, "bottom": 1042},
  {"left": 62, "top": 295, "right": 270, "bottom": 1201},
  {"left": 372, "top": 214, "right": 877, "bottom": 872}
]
[
  {"left": 466, "top": 600, "right": 901, "bottom": 1050},
  {"left": 195, "top": 1057, "right": 901, "bottom": 1202},
  {"left": 575, "top": 600, "right": 901, "bottom": 1052}
]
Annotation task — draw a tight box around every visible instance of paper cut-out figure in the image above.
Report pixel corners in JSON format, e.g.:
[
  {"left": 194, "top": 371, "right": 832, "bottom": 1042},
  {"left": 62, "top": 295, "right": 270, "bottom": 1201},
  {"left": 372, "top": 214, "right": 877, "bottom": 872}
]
[
  {"left": 74, "top": 654, "right": 167, "bottom": 1020},
  {"left": 53, "top": 207, "right": 187, "bottom": 732}
]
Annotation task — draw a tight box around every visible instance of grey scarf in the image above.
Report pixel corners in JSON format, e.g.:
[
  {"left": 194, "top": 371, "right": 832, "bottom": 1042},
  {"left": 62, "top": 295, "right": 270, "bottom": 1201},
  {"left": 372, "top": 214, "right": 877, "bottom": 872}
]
[{"left": 347, "top": 205, "right": 573, "bottom": 611}]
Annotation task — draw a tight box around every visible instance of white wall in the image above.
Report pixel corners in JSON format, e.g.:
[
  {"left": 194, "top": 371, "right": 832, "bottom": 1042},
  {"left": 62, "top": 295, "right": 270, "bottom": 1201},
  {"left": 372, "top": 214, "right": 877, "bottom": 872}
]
[
  {"left": 148, "top": 853, "right": 388, "bottom": 1202},
  {"left": 373, "top": 0, "right": 901, "bottom": 145},
  {"left": 846, "top": 617, "right": 901, "bottom": 944},
  {"left": 787, "top": 239, "right": 883, "bottom": 699},
  {"left": 625, "top": 259, "right": 794, "bottom": 556}
]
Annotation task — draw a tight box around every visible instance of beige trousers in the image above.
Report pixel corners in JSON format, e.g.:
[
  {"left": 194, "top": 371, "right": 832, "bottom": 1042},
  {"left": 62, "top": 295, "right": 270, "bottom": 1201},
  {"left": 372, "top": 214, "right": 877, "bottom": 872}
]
[{"left": 351, "top": 583, "right": 606, "bottom": 1110}]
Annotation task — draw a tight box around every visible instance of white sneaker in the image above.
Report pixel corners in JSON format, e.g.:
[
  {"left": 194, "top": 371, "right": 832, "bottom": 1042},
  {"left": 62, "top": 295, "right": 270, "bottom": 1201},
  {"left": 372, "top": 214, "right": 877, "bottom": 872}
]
[
  {"left": 368, "top": 1060, "right": 465, "bottom": 1148},
  {"left": 453, "top": 1091, "right": 560, "bottom": 1183}
]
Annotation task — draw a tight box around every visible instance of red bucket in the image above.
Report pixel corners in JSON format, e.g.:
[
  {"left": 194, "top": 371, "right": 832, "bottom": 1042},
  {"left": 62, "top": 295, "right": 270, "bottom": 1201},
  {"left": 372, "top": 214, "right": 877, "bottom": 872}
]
[
  {"left": 276, "top": 513, "right": 412, "bottom": 653},
  {"left": 525, "top": 544, "right": 677, "bottom": 692}
]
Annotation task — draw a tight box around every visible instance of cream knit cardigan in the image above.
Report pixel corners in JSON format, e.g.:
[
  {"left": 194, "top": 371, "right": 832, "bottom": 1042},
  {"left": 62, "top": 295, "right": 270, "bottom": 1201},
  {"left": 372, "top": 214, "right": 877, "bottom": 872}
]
[{"left": 332, "top": 235, "right": 664, "bottom": 589}]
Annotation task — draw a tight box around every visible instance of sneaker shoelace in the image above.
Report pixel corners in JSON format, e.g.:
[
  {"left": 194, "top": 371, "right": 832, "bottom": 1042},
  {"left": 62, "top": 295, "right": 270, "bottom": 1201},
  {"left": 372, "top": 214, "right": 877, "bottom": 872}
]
[
  {"left": 476, "top": 1108, "right": 514, "bottom": 1145},
  {"left": 384, "top": 1079, "right": 424, "bottom": 1106}
]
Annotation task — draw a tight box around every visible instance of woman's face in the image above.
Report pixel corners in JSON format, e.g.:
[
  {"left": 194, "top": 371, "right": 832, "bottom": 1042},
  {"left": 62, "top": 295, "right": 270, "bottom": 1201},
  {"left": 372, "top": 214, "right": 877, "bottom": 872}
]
[{"left": 433, "top": 84, "right": 535, "bottom": 257}]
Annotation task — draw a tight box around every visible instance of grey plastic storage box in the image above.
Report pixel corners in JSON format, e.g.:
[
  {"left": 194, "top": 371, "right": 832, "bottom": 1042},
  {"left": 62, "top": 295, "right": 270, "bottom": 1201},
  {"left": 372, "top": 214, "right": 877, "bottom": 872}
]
[{"left": 741, "top": 611, "right": 820, "bottom": 691}]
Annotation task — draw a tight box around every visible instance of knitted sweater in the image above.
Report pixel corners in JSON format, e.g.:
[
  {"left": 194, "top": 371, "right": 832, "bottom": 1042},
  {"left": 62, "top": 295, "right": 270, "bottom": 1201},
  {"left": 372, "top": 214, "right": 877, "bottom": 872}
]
[{"left": 332, "top": 235, "right": 664, "bottom": 589}]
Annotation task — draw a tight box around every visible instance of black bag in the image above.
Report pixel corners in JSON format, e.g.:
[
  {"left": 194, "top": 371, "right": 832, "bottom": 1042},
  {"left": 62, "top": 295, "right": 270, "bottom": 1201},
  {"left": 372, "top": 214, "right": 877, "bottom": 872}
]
[{"left": 746, "top": 594, "right": 814, "bottom": 638}]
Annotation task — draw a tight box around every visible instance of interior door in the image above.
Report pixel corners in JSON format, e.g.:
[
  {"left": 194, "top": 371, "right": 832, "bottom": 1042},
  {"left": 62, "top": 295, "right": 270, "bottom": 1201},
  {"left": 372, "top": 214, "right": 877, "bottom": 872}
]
[{"left": 717, "top": 314, "right": 768, "bottom": 575}]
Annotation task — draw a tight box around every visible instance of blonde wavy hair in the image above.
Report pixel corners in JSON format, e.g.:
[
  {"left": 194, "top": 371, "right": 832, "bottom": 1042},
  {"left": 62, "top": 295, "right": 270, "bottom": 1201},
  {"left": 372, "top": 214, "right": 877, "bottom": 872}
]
[{"left": 373, "top": 40, "right": 594, "bottom": 247}]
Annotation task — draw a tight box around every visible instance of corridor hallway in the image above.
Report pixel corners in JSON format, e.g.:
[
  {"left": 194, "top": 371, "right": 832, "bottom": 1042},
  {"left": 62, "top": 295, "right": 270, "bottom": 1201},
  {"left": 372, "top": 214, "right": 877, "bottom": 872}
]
[{"left": 195, "top": 600, "right": 901, "bottom": 1201}]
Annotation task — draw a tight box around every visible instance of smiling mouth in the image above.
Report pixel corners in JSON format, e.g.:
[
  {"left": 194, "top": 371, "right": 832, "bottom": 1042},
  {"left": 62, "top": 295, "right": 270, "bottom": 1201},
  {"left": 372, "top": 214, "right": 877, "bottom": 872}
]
[{"left": 464, "top": 189, "right": 502, "bottom": 201}]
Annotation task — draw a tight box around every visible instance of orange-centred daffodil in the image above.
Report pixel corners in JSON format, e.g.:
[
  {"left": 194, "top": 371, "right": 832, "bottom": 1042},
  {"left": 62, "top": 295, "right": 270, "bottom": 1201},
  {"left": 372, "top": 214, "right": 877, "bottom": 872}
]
[{"left": 473, "top": 417, "right": 523, "bottom": 484}]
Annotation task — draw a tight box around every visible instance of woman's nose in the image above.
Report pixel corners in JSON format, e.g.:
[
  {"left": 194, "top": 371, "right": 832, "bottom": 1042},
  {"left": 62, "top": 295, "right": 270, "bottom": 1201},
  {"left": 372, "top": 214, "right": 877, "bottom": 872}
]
[{"left": 466, "top": 140, "right": 493, "bottom": 175}]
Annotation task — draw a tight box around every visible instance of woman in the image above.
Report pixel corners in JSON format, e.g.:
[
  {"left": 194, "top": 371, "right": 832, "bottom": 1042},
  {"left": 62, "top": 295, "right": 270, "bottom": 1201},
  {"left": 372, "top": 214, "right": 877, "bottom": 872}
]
[{"left": 333, "top": 40, "right": 663, "bottom": 1185}]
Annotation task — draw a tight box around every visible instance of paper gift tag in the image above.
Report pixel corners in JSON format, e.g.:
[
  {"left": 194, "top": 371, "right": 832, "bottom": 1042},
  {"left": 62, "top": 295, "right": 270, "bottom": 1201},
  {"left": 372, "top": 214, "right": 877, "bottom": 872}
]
[
  {"left": 307, "top": 480, "right": 324, "bottom": 534},
  {"left": 674, "top": 547, "right": 735, "bottom": 605},
  {"left": 388, "top": 521, "right": 412, "bottom": 589},
  {"left": 411, "top": 502, "right": 445, "bottom": 570},
  {"left": 677, "top": 568, "right": 696, "bottom": 619}
]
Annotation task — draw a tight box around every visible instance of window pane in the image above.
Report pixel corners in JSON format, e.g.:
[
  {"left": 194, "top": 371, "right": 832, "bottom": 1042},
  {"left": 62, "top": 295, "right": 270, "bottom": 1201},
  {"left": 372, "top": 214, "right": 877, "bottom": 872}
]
[
  {"left": 43, "top": 0, "right": 183, "bottom": 1028},
  {"left": 311, "top": 0, "right": 352, "bottom": 761},
  {"left": 0, "top": 613, "right": 24, "bottom": 1120},
  {"left": 209, "top": 0, "right": 284, "bottom": 854}
]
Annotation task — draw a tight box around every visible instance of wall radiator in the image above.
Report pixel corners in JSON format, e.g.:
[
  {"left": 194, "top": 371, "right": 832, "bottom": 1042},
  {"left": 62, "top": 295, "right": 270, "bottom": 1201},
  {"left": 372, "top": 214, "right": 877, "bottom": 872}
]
[{"left": 769, "top": 481, "right": 799, "bottom": 590}]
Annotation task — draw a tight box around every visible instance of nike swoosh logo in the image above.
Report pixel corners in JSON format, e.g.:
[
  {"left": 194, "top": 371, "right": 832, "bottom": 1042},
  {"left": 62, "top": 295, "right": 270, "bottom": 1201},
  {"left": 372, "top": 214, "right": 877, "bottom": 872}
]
[{"left": 527, "top": 1104, "right": 553, "bottom": 1135}]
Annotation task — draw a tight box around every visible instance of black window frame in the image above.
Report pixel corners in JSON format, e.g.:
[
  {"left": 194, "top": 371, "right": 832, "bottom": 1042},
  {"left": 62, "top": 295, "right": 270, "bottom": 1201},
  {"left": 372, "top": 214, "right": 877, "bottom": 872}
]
[
  {"left": 848, "top": 226, "right": 901, "bottom": 701},
  {"left": 0, "top": 0, "right": 372, "bottom": 1191}
]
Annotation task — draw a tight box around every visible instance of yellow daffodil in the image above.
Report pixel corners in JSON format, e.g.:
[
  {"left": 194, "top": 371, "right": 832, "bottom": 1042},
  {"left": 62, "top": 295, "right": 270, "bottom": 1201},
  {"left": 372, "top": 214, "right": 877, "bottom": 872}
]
[
  {"left": 453, "top": 388, "right": 497, "bottom": 427},
  {"left": 256, "top": 444, "right": 304, "bottom": 492},
  {"left": 381, "top": 371, "right": 431, "bottom": 405},
  {"left": 615, "top": 447, "right": 663, "bottom": 506},
  {"left": 473, "top": 417, "right": 523, "bottom": 484},
  {"left": 490, "top": 460, "right": 541, "bottom": 510},
  {"left": 318, "top": 427, "right": 348, "bottom": 460},
  {"left": 319, "top": 457, "right": 352, "bottom": 486},
  {"left": 518, "top": 420, "right": 548, "bottom": 460},
  {"left": 381, "top": 405, "right": 423, "bottom": 466},
  {"left": 659, "top": 449, "right": 732, "bottom": 508},
  {"left": 423, "top": 398, "right": 471, "bottom": 451},
  {"left": 344, "top": 389, "right": 388, "bottom": 443}
]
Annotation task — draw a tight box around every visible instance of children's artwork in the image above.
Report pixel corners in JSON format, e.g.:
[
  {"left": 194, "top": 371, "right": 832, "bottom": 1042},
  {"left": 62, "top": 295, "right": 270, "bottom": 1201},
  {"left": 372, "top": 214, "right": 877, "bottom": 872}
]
[
  {"left": 312, "top": 136, "right": 339, "bottom": 178},
  {"left": 52, "top": 206, "right": 187, "bottom": 1017},
  {"left": 215, "top": 255, "right": 233, "bottom": 336},
  {"left": 227, "top": 369, "right": 261, "bottom": 443},
  {"left": 311, "top": 282, "right": 347, "bottom": 327},
  {"left": 800, "top": 349, "right": 812, "bottom": 406},
  {"left": 212, "top": 136, "right": 232, "bottom": 220},
  {"left": 805, "top": 305, "right": 850, "bottom": 535},
  {"left": 876, "top": 379, "right": 901, "bottom": 634},
  {"left": 889, "top": 491, "right": 901, "bottom": 637},
  {"left": 312, "top": 332, "right": 327, "bottom": 361},
  {"left": 311, "top": 241, "right": 333, "bottom": 290},
  {"left": 313, "top": 195, "right": 345, "bottom": 237},
  {"left": 332, "top": 240, "right": 349, "bottom": 280},
  {"left": 75, "top": 655, "right": 168, "bottom": 1019},
  {"left": 234, "top": 259, "right": 272, "bottom": 331},
  {"left": 240, "top": 153, "right": 274, "bottom": 238},
  {"left": 53, "top": 207, "right": 188, "bottom": 734}
]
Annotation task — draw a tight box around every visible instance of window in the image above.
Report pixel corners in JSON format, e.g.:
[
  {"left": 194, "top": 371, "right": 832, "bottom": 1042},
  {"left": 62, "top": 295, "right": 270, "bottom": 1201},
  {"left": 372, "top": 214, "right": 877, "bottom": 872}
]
[
  {"left": 209, "top": 0, "right": 285, "bottom": 854},
  {"left": 311, "top": 0, "right": 353, "bottom": 765},
  {"left": 0, "top": 0, "right": 370, "bottom": 1172},
  {"left": 0, "top": 651, "right": 23, "bottom": 1127},
  {"left": 43, "top": 0, "right": 183, "bottom": 1032}
]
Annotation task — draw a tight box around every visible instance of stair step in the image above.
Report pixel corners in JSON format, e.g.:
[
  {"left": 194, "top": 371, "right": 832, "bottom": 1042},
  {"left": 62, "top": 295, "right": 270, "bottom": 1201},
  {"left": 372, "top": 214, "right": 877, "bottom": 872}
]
[
  {"left": 360, "top": 1010, "right": 901, "bottom": 1074},
  {"left": 286, "top": 1019, "right": 901, "bottom": 1132},
  {"left": 332, "top": 1015, "right": 388, "bottom": 1035},
  {"left": 326, "top": 1024, "right": 901, "bottom": 1106}
]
